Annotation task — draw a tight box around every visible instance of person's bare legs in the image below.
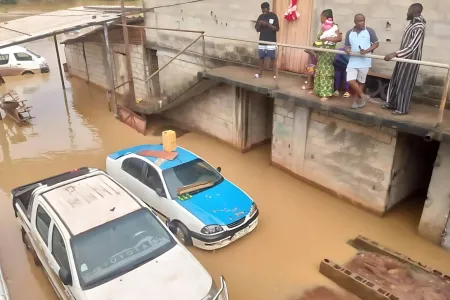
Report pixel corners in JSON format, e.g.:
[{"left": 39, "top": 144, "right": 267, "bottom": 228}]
[
  {"left": 257, "top": 59, "right": 264, "bottom": 77},
  {"left": 271, "top": 57, "right": 277, "bottom": 79}
]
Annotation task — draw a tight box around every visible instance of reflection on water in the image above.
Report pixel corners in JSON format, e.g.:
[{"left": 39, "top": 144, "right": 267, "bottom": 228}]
[{"left": 0, "top": 39, "right": 449, "bottom": 300}]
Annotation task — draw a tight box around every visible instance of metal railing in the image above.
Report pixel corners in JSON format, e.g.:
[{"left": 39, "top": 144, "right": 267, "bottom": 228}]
[{"left": 115, "top": 23, "right": 450, "bottom": 128}]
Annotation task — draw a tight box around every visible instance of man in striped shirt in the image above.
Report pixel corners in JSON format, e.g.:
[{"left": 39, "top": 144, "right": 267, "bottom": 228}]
[
  {"left": 383, "top": 3, "right": 426, "bottom": 115},
  {"left": 255, "top": 2, "right": 279, "bottom": 79}
]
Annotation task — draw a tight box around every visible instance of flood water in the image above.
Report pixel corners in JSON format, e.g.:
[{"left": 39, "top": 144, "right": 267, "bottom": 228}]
[{"left": 0, "top": 38, "right": 450, "bottom": 300}]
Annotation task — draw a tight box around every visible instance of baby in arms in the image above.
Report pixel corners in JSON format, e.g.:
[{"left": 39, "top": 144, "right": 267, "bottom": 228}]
[{"left": 314, "top": 18, "right": 338, "bottom": 47}]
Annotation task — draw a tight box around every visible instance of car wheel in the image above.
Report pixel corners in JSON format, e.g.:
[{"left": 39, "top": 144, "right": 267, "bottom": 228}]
[
  {"left": 22, "top": 71, "right": 34, "bottom": 75},
  {"left": 174, "top": 222, "right": 193, "bottom": 246}
]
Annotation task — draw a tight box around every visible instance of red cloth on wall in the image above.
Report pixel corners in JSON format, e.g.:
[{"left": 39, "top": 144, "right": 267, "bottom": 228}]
[{"left": 285, "top": 0, "right": 300, "bottom": 22}]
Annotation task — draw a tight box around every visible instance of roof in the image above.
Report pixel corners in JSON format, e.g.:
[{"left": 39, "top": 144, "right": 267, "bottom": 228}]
[
  {"left": 0, "top": 6, "right": 142, "bottom": 49},
  {"left": 43, "top": 173, "right": 141, "bottom": 235},
  {"left": 109, "top": 144, "right": 198, "bottom": 171},
  {"left": 60, "top": 16, "right": 144, "bottom": 45}
]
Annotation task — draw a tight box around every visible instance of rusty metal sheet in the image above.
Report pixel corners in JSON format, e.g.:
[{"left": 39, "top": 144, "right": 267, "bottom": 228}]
[{"left": 117, "top": 104, "right": 146, "bottom": 135}]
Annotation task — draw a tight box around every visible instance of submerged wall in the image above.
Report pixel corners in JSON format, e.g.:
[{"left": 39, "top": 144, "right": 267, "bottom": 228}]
[
  {"left": 64, "top": 42, "right": 147, "bottom": 101},
  {"left": 418, "top": 141, "right": 450, "bottom": 246},
  {"left": 272, "top": 99, "right": 397, "bottom": 214}
]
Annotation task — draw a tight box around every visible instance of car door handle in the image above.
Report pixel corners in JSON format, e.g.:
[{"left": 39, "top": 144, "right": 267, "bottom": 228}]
[{"left": 17, "top": 63, "right": 21, "bottom": 65}]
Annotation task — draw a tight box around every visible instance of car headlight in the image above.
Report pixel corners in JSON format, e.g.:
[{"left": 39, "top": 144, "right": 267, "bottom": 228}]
[
  {"left": 201, "top": 225, "right": 223, "bottom": 234},
  {"left": 249, "top": 203, "right": 257, "bottom": 217}
]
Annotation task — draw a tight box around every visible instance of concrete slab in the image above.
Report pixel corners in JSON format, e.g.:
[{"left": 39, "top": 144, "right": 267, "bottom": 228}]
[{"left": 201, "top": 66, "right": 450, "bottom": 143}]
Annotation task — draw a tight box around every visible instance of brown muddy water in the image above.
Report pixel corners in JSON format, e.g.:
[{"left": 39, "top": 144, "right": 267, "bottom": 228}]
[{"left": 0, "top": 39, "right": 449, "bottom": 300}]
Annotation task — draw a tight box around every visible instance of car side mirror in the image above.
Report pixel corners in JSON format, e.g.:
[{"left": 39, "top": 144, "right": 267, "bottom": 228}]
[
  {"left": 59, "top": 267, "right": 72, "bottom": 286},
  {"left": 217, "top": 167, "right": 222, "bottom": 173}
]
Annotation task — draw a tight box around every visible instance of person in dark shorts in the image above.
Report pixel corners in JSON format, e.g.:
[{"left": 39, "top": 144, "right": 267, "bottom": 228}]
[
  {"left": 333, "top": 47, "right": 350, "bottom": 97},
  {"left": 254, "top": 2, "right": 279, "bottom": 79}
]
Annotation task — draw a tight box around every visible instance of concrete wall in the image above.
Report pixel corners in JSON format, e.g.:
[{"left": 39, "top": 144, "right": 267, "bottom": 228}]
[
  {"left": 143, "top": 0, "right": 270, "bottom": 97},
  {"left": 418, "top": 141, "right": 450, "bottom": 246},
  {"left": 163, "top": 84, "right": 238, "bottom": 146},
  {"left": 144, "top": 0, "right": 267, "bottom": 61},
  {"left": 272, "top": 98, "right": 397, "bottom": 213},
  {"left": 156, "top": 49, "right": 204, "bottom": 99},
  {"left": 64, "top": 42, "right": 147, "bottom": 101},
  {"left": 314, "top": 0, "right": 450, "bottom": 100}
]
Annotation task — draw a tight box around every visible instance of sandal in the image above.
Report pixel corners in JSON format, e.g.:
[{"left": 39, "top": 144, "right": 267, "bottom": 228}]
[
  {"left": 254, "top": 74, "right": 261, "bottom": 79},
  {"left": 320, "top": 97, "right": 328, "bottom": 102},
  {"left": 333, "top": 90, "right": 340, "bottom": 97},
  {"left": 343, "top": 92, "right": 350, "bottom": 98}
]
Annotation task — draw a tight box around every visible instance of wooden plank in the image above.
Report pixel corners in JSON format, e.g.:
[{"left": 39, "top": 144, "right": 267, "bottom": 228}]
[
  {"left": 177, "top": 181, "right": 214, "bottom": 195},
  {"left": 137, "top": 150, "right": 178, "bottom": 160}
]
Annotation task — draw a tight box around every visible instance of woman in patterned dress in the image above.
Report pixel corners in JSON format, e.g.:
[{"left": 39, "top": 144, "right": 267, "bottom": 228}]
[{"left": 313, "top": 9, "right": 342, "bottom": 101}]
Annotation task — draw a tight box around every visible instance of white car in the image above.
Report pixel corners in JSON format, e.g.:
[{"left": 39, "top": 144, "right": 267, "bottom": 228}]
[
  {"left": 13, "top": 167, "right": 228, "bottom": 300},
  {"left": 0, "top": 45, "right": 49, "bottom": 76},
  {"left": 106, "top": 144, "right": 259, "bottom": 250}
]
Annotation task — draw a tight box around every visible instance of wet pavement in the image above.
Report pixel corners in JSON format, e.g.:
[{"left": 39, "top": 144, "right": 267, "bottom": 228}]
[{"left": 0, "top": 39, "right": 450, "bottom": 300}]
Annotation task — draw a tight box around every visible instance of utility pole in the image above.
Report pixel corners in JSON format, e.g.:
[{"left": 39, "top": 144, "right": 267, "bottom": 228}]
[{"left": 120, "top": 0, "right": 135, "bottom": 105}]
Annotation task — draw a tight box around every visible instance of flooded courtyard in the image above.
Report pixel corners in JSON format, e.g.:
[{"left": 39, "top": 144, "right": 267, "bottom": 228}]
[{"left": 0, "top": 38, "right": 449, "bottom": 300}]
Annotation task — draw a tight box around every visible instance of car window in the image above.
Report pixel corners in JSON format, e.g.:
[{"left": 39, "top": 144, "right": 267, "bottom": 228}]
[
  {"left": 36, "top": 205, "right": 51, "bottom": 244},
  {"left": 14, "top": 52, "right": 33, "bottom": 61},
  {"left": 162, "top": 158, "right": 223, "bottom": 199},
  {"left": 52, "top": 226, "right": 70, "bottom": 271},
  {"left": 26, "top": 48, "right": 41, "bottom": 58},
  {"left": 71, "top": 209, "right": 176, "bottom": 289},
  {"left": 143, "top": 164, "right": 166, "bottom": 197},
  {"left": 0, "top": 54, "right": 9, "bottom": 65},
  {"left": 122, "top": 157, "right": 145, "bottom": 179}
]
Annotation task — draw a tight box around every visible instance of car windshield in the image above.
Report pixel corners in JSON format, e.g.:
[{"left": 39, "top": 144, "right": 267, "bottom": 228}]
[
  {"left": 71, "top": 208, "right": 176, "bottom": 289},
  {"left": 162, "top": 158, "right": 223, "bottom": 199}
]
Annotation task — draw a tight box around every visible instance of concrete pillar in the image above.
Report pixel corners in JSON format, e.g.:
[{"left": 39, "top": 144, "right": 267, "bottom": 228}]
[{"left": 418, "top": 141, "right": 450, "bottom": 246}]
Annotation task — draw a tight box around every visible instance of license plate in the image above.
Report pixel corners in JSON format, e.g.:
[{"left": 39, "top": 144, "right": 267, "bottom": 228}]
[{"left": 233, "top": 227, "right": 249, "bottom": 239}]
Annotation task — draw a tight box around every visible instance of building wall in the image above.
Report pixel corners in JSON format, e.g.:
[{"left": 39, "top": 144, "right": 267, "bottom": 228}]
[
  {"left": 64, "top": 42, "right": 147, "bottom": 101},
  {"left": 272, "top": 98, "right": 397, "bottom": 213},
  {"left": 144, "top": 0, "right": 267, "bottom": 61},
  {"left": 418, "top": 141, "right": 450, "bottom": 246},
  {"left": 144, "top": 0, "right": 449, "bottom": 100},
  {"left": 143, "top": 0, "right": 270, "bottom": 97},
  {"left": 313, "top": 0, "right": 450, "bottom": 100},
  {"left": 163, "top": 84, "right": 238, "bottom": 145},
  {"left": 156, "top": 49, "right": 204, "bottom": 100}
]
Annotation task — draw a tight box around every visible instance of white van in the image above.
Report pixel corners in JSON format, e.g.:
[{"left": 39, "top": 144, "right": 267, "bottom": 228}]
[{"left": 0, "top": 45, "right": 49, "bottom": 76}]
